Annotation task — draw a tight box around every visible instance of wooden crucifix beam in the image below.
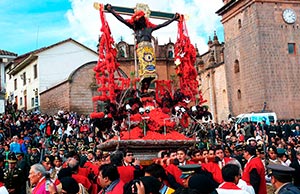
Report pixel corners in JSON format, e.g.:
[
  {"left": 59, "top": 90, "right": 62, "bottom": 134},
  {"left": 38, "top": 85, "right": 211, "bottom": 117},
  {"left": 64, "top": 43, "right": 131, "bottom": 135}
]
[{"left": 93, "top": 2, "right": 175, "bottom": 20}]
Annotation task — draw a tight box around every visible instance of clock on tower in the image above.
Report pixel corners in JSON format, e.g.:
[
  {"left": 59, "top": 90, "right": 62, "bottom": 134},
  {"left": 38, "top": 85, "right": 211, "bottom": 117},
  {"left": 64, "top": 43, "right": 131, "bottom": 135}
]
[{"left": 282, "top": 8, "right": 296, "bottom": 24}]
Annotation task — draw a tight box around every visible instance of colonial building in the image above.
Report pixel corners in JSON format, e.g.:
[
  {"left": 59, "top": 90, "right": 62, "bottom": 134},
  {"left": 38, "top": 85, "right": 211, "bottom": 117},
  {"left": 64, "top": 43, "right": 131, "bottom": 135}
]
[
  {"left": 216, "top": 0, "right": 300, "bottom": 119},
  {"left": 116, "top": 39, "right": 177, "bottom": 86},
  {"left": 0, "top": 50, "right": 17, "bottom": 113},
  {"left": 5, "top": 38, "right": 98, "bottom": 112}
]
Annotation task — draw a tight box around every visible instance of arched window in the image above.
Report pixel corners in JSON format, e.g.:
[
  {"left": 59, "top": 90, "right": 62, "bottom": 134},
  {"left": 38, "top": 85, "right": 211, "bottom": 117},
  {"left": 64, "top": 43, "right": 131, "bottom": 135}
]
[
  {"left": 118, "top": 43, "right": 128, "bottom": 58},
  {"left": 167, "top": 45, "right": 174, "bottom": 58},
  {"left": 238, "top": 19, "right": 242, "bottom": 29},
  {"left": 234, "top": 59, "right": 240, "bottom": 73},
  {"left": 237, "top": 89, "right": 242, "bottom": 99},
  {"left": 168, "top": 50, "right": 173, "bottom": 58}
]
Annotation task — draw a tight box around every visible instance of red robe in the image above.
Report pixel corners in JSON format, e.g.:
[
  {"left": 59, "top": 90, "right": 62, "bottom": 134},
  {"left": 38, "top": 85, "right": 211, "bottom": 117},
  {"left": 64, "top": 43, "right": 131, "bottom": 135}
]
[
  {"left": 223, "top": 157, "right": 232, "bottom": 165},
  {"left": 201, "top": 162, "right": 223, "bottom": 184},
  {"left": 78, "top": 167, "right": 90, "bottom": 177},
  {"left": 98, "top": 179, "right": 124, "bottom": 194},
  {"left": 242, "top": 157, "right": 266, "bottom": 194},
  {"left": 164, "top": 164, "right": 183, "bottom": 186},
  {"left": 117, "top": 166, "right": 135, "bottom": 183},
  {"left": 72, "top": 174, "right": 92, "bottom": 191},
  {"left": 84, "top": 161, "right": 99, "bottom": 176}
]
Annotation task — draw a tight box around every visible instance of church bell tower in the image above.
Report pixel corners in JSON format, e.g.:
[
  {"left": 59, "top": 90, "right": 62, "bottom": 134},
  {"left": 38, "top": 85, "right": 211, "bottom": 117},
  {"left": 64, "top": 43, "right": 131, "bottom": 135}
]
[{"left": 216, "top": 0, "right": 300, "bottom": 119}]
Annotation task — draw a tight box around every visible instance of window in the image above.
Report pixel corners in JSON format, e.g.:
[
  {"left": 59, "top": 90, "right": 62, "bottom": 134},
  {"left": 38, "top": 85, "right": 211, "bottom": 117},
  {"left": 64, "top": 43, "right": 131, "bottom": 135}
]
[
  {"left": 167, "top": 45, "right": 174, "bottom": 58},
  {"left": 33, "top": 64, "right": 38, "bottom": 79},
  {"left": 8, "top": 66, "right": 12, "bottom": 80},
  {"left": 14, "top": 78, "right": 17, "bottom": 90},
  {"left": 168, "top": 50, "right": 174, "bottom": 58},
  {"left": 238, "top": 19, "right": 242, "bottom": 29},
  {"left": 237, "top": 89, "right": 242, "bottom": 99},
  {"left": 35, "top": 96, "right": 39, "bottom": 106},
  {"left": 118, "top": 44, "right": 127, "bottom": 58},
  {"left": 234, "top": 60, "right": 240, "bottom": 73},
  {"left": 22, "top": 72, "right": 26, "bottom": 85},
  {"left": 31, "top": 97, "right": 35, "bottom": 107},
  {"left": 20, "top": 97, "right": 23, "bottom": 106},
  {"left": 288, "top": 43, "right": 296, "bottom": 54}
]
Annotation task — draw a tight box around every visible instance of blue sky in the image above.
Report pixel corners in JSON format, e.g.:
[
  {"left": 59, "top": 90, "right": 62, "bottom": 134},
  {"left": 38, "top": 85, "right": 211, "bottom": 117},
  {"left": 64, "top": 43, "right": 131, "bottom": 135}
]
[
  {"left": 0, "top": 0, "right": 224, "bottom": 55},
  {"left": 0, "top": 0, "right": 72, "bottom": 54}
]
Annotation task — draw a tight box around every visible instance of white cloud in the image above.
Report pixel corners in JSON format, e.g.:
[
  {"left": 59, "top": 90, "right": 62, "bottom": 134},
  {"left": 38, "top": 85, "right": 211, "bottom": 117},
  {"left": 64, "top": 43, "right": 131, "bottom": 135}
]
[{"left": 66, "top": 0, "right": 224, "bottom": 54}]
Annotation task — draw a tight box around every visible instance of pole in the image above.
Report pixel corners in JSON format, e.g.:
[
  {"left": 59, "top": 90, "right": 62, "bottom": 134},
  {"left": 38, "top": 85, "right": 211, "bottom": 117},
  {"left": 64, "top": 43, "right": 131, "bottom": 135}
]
[
  {"left": 164, "top": 119, "right": 166, "bottom": 136},
  {"left": 133, "top": 34, "right": 138, "bottom": 79},
  {"left": 128, "top": 113, "right": 131, "bottom": 139},
  {"left": 144, "top": 118, "right": 146, "bottom": 137}
]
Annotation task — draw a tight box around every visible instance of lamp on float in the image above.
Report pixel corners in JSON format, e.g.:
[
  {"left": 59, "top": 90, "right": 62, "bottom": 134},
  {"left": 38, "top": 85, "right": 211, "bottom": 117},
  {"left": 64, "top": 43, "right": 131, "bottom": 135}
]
[
  {"left": 139, "top": 107, "right": 150, "bottom": 137},
  {"left": 125, "top": 104, "right": 132, "bottom": 139},
  {"left": 139, "top": 107, "right": 145, "bottom": 115},
  {"left": 125, "top": 104, "right": 131, "bottom": 111},
  {"left": 191, "top": 106, "right": 197, "bottom": 112},
  {"left": 145, "top": 107, "right": 150, "bottom": 113},
  {"left": 180, "top": 107, "right": 186, "bottom": 113}
]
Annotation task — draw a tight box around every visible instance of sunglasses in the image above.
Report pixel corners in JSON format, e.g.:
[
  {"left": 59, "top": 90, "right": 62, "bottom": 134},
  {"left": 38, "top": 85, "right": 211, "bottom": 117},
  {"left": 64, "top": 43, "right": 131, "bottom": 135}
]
[{"left": 126, "top": 154, "right": 134, "bottom": 157}]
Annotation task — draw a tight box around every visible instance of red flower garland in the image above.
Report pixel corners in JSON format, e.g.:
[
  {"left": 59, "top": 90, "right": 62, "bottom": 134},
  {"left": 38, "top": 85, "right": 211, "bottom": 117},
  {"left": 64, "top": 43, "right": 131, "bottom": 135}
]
[
  {"left": 174, "top": 15, "right": 199, "bottom": 100},
  {"left": 90, "top": 112, "right": 105, "bottom": 119},
  {"left": 91, "top": 4, "right": 130, "bottom": 118}
]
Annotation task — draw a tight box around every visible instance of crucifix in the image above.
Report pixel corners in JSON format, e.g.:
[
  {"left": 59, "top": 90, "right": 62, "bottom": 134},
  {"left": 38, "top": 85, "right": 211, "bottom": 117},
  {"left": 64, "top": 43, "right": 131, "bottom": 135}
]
[{"left": 94, "top": 2, "right": 179, "bottom": 93}]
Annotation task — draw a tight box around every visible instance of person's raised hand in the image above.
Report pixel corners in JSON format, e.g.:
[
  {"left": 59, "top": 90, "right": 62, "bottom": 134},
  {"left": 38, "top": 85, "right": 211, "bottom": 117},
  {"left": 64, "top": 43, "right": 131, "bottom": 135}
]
[
  {"left": 174, "top": 13, "right": 180, "bottom": 20},
  {"left": 136, "top": 181, "right": 145, "bottom": 194},
  {"left": 105, "top": 4, "right": 112, "bottom": 12}
]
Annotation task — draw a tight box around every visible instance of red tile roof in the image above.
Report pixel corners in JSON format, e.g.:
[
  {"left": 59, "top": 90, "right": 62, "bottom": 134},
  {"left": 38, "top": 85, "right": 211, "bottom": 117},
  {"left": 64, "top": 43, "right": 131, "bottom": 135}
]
[
  {"left": 13, "top": 38, "right": 97, "bottom": 66},
  {"left": 0, "top": 50, "right": 17, "bottom": 57}
]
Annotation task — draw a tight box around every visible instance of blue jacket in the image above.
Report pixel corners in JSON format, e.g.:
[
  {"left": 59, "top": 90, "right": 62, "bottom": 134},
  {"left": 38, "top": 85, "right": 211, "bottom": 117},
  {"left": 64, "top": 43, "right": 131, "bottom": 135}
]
[
  {"left": 9, "top": 142, "right": 21, "bottom": 153},
  {"left": 278, "top": 183, "right": 300, "bottom": 194}
]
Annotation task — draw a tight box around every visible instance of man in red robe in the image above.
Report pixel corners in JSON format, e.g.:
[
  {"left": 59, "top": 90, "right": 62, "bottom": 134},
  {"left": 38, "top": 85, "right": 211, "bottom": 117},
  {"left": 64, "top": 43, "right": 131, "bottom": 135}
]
[
  {"left": 242, "top": 145, "right": 266, "bottom": 194},
  {"left": 97, "top": 164, "right": 124, "bottom": 194}
]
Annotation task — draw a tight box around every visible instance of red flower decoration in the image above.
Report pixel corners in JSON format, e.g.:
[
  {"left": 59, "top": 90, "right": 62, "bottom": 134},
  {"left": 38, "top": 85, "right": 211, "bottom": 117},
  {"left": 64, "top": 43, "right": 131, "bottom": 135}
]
[{"left": 90, "top": 112, "right": 105, "bottom": 119}]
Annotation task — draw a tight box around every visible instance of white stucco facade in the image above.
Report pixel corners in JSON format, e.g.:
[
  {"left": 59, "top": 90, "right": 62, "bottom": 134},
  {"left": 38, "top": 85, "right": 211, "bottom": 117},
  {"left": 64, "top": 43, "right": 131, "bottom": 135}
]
[
  {"left": 5, "top": 39, "right": 98, "bottom": 111},
  {"left": 38, "top": 41, "right": 98, "bottom": 92},
  {"left": 0, "top": 52, "right": 17, "bottom": 113}
]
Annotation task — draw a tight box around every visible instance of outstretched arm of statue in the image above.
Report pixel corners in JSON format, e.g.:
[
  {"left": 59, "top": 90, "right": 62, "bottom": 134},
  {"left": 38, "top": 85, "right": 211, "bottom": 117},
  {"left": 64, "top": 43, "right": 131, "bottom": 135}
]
[
  {"left": 105, "top": 4, "right": 133, "bottom": 29},
  {"left": 152, "top": 13, "right": 180, "bottom": 31}
]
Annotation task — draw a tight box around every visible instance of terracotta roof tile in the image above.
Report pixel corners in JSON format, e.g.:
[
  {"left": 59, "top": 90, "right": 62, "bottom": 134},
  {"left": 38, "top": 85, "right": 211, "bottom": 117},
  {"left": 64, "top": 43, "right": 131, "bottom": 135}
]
[
  {"left": 0, "top": 49, "right": 17, "bottom": 57},
  {"left": 13, "top": 38, "right": 96, "bottom": 67}
]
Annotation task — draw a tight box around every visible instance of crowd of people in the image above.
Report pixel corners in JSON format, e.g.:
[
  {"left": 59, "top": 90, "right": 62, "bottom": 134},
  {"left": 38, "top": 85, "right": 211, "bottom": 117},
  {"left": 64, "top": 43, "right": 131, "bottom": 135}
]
[{"left": 0, "top": 105, "right": 299, "bottom": 194}]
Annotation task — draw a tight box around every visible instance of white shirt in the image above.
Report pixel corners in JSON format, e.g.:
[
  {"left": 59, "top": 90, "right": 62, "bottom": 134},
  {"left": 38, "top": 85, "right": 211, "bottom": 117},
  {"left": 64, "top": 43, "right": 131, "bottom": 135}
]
[
  {"left": 216, "top": 182, "right": 250, "bottom": 194},
  {"left": 237, "top": 179, "right": 255, "bottom": 194},
  {"left": 0, "top": 186, "right": 9, "bottom": 194}
]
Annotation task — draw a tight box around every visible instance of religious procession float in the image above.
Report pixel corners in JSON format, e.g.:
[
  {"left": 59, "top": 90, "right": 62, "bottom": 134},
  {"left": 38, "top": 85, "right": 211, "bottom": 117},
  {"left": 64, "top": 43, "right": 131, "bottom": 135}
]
[{"left": 91, "top": 3, "right": 210, "bottom": 162}]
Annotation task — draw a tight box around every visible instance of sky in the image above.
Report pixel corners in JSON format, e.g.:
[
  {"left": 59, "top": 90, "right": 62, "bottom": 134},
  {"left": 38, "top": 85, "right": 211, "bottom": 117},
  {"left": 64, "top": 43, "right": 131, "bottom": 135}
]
[{"left": 0, "top": 0, "right": 224, "bottom": 56}]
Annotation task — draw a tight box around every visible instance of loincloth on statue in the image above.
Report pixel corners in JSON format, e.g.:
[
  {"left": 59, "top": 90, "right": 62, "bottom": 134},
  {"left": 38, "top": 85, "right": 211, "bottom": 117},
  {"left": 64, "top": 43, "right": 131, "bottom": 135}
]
[{"left": 137, "top": 41, "right": 157, "bottom": 80}]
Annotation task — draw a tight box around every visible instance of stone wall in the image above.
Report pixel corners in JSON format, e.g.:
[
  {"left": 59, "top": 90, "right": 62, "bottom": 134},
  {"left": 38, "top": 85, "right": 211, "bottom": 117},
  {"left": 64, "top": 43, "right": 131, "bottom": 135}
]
[
  {"left": 40, "top": 81, "right": 70, "bottom": 115},
  {"left": 69, "top": 62, "right": 96, "bottom": 115}
]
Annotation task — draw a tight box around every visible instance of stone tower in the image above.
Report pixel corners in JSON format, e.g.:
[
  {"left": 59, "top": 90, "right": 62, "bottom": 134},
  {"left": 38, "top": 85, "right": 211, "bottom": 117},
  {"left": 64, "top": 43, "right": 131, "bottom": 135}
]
[{"left": 216, "top": 0, "right": 300, "bottom": 119}]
